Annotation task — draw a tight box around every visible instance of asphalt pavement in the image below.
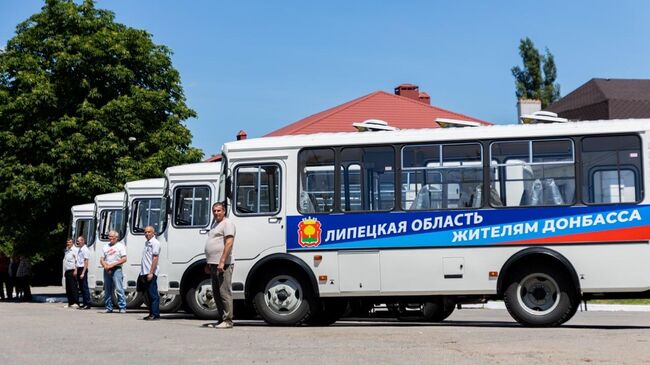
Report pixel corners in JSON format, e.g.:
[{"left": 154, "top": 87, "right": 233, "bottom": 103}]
[{"left": 1, "top": 287, "right": 649, "bottom": 365}]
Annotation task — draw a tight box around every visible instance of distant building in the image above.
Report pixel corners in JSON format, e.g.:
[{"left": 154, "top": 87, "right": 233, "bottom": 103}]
[
  {"left": 545, "top": 78, "right": 650, "bottom": 120},
  {"left": 205, "top": 84, "right": 490, "bottom": 161},
  {"left": 265, "top": 84, "right": 490, "bottom": 136}
]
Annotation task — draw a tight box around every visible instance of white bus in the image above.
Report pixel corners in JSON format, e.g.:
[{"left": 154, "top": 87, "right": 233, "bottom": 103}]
[
  {"left": 159, "top": 162, "right": 223, "bottom": 318},
  {"left": 91, "top": 192, "right": 140, "bottom": 307},
  {"left": 163, "top": 119, "right": 650, "bottom": 326},
  {"left": 122, "top": 178, "right": 182, "bottom": 312},
  {"left": 67, "top": 203, "right": 95, "bottom": 299}
]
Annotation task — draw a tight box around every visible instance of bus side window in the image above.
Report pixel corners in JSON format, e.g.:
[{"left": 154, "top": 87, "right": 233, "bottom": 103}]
[
  {"left": 173, "top": 186, "right": 210, "bottom": 227},
  {"left": 298, "top": 148, "right": 335, "bottom": 214},
  {"left": 341, "top": 147, "right": 395, "bottom": 212},
  {"left": 132, "top": 198, "right": 163, "bottom": 234},
  {"left": 490, "top": 139, "right": 575, "bottom": 207},
  {"left": 99, "top": 209, "right": 124, "bottom": 240},
  {"left": 581, "top": 135, "right": 642, "bottom": 204},
  {"left": 402, "top": 143, "right": 482, "bottom": 210},
  {"left": 234, "top": 164, "right": 281, "bottom": 215}
]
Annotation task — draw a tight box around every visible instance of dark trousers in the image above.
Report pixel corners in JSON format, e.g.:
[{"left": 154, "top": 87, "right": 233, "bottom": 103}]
[
  {"left": 143, "top": 275, "right": 160, "bottom": 317},
  {"left": 6, "top": 276, "right": 14, "bottom": 299},
  {"left": 17, "top": 276, "right": 31, "bottom": 301},
  {"left": 76, "top": 268, "right": 91, "bottom": 306},
  {"left": 208, "top": 264, "right": 233, "bottom": 323},
  {"left": 64, "top": 270, "right": 79, "bottom": 305},
  {"left": 0, "top": 272, "right": 8, "bottom": 299}
]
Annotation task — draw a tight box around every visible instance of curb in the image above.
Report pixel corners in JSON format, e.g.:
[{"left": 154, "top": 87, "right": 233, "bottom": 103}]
[{"left": 462, "top": 301, "right": 650, "bottom": 312}]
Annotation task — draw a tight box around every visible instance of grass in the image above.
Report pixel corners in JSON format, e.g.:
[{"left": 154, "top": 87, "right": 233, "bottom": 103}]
[{"left": 588, "top": 299, "right": 650, "bottom": 305}]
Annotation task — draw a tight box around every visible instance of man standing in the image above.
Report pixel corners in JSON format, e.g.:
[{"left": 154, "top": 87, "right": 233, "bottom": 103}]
[
  {"left": 100, "top": 230, "right": 127, "bottom": 313},
  {"left": 0, "top": 253, "right": 9, "bottom": 301},
  {"left": 15, "top": 255, "right": 32, "bottom": 301},
  {"left": 204, "top": 202, "right": 235, "bottom": 329},
  {"left": 75, "top": 236, "right": 91, "bottom": 309},
  {"left": 140, "top": 225, "right": 160, "bottom": 320},
  {"left": 63, "top": 239, "right": 79, "bottom": 308},
  {"left": 7, "top": 255, "right": 19, "bottom": 300}
]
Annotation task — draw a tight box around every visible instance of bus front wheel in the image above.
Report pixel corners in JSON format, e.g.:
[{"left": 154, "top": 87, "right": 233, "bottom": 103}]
[
  {"left": 185, "top": 276, "right": 220, "bottom": 320},
  {"left": 503, "top": 263, "right": 578, "bottom": 327},
  {"left": 253, "top": 269, "right": 315, "bottom": 326}
]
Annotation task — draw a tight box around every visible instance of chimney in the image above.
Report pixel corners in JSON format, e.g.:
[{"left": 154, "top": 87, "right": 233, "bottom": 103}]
[
  {"left": 237, "top": 130, "right": 247, "bottom": 140},
  {"left": 418, "top": 92, "right": 430, "bottom": 105},
  {"left": 517, "top": 99, "right": 541, "bottom": 122},
  {"left": 394, "top": 84, "right": 420, "bottom": 101}
]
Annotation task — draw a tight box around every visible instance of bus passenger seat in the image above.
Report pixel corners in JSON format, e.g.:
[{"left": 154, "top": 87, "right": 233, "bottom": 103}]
[
  {"left": 409, "top": 185, "right": 433, "bottom": 210},
  {"left": 299, "top": 191, "right": 317, "bottom": 213},
  {"left": 543, "top": 178, "right": 565, "bottom": 205}
]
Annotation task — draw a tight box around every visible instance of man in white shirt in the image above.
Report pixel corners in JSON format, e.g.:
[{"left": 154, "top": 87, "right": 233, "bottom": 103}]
[
  {"left": 75, "top": 236, "right": 91, "bottom": 309},
  {"left": 140, "top": 225, "right": 160, "bottom": 320},
  {"left": 100, "top": 230, "right": 127, "bottom": 313},
  {"left": 63, "top": 238, "right": 79, "bottom": 308},
  {"left": 204, "top": 202, "right": 235, "bottom": 329}
]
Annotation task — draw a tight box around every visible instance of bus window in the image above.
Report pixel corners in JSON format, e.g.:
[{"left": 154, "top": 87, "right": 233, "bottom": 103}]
[
  {"left": 173, "top": 186, "right": 210, "bottom": 227},
  {"left": 581, "top": 135, "right": 642, "bottom": 204},
  {"left": 132, "top": 198, "right": 163, "bottom": 234},
  {"left": 234, "top": 164, "right": 280, "bottom": 215},
  {"left": 298, "top": 148, "right": 335, "bottom": 214},
  {"left": 99, "top": 209, "right": 124, "bottom": 240},
  {"left": 75, "top": 219, "right": 95, "bottom": 247},
  {"left": 490, "top": 139, "right": 575, "bottom": 207},
  {"left": 401, "top": 143, "right": 482, "bottom": 210},
  {"left": 341, "top": 146, "right": 395, "bottom": 212}
]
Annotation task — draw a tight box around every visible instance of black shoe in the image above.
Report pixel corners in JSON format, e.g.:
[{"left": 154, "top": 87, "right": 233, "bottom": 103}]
[
  {"left": 150, "top": 316, "right": 160, "bottom": 321},
  {"left": 143, "top": 315, "right": 154, "bottom": 320},
  {"left": 83, "top": 305, "right": 91, "bottom": 310}
]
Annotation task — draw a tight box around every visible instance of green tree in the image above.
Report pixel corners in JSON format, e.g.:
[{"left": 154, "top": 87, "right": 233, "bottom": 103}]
[
  {"left": 0, "top": 0, "right": 202, "bottom": 260},
  {"left": 511, "top": 37, "right": 561, "bottom": 108}
]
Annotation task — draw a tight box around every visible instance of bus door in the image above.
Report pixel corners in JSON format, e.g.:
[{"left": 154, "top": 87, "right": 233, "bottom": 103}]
[
  {"left": 166, "top": 183, "right": 214, "bottom": 264},
  {"left": 229, "top": 161, "right": 286, "bottom": 259}
]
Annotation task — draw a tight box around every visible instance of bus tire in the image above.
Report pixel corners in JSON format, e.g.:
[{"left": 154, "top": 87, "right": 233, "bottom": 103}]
[
  {"left": 112, "top": 290, "right": 144, "bottom": 309},
  {"left": 143, "top": 292, "right": 183, "bottom": 313},
  {"left": 90, "top": 289, "right": 104, "bottom": 307},
  {"left": 306, "top": 299, "right": 348, "bottom": 326},
  {"left": 184, "top": 275, "right": 221, "bottom": 320},
  {"left": 253, "top": 269, "right": 315, "bottom": 326},
  {"left": 503, "top": 263, "right": 578, "bottom": 327}
]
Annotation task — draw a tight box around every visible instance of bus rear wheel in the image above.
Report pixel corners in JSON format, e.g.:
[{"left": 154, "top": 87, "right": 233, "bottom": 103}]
[
  {"left": 253, "top": 269, "right": 315, "bottom": 326},
  {"left": 504, "top": 263, "right": 578, "bottom": 327},
  {"left": 306, "top": 299, "right": 348, "bottom": 326}
]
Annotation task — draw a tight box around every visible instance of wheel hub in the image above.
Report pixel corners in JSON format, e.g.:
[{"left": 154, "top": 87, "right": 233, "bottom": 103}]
[
  {"left": 264, "top": 276, "right": 303, "bottom": 315},
  {"left": 517, "top": 273, "right": 560, "bottom": 316}
]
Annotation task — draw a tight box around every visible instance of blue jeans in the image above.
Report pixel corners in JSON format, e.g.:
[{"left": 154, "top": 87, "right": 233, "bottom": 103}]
[
  {"left": 144, "top": 275, "right": 160, "bottom": 317},
  {"left": 103, "top": 266, "right": 126, "bottom": 311},
  {"left": 77, "top": 268, "right": 91, "bottom": 307}
]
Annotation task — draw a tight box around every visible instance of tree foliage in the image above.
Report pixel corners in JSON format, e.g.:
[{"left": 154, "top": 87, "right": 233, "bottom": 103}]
[
  {"left": 511, "top": 37, "right": 561, "bottom": 108},
  {"left": 0, "top": 0, "right": 203, "bottom": 258}
]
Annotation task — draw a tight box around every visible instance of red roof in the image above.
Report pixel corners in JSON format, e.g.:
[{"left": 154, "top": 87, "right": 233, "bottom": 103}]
[{"left": 265, "top": 91, "right": 490, "bottom": 136}]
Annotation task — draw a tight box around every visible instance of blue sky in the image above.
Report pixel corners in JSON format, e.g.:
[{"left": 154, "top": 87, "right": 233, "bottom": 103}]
[{"left": 1, "top": 1, "right": 649, "bottom": 157}]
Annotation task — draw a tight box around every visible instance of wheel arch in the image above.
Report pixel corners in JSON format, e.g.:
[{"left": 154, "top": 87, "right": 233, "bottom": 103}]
[
  {"left": 180, "top": 258, "right": 207, "bottom": 297},
  {"left": 497, "top": 247, "right": 581, "bottom": 299},
  {"left": 244, "top": 253, "right": 319, "bottom": 303}
]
